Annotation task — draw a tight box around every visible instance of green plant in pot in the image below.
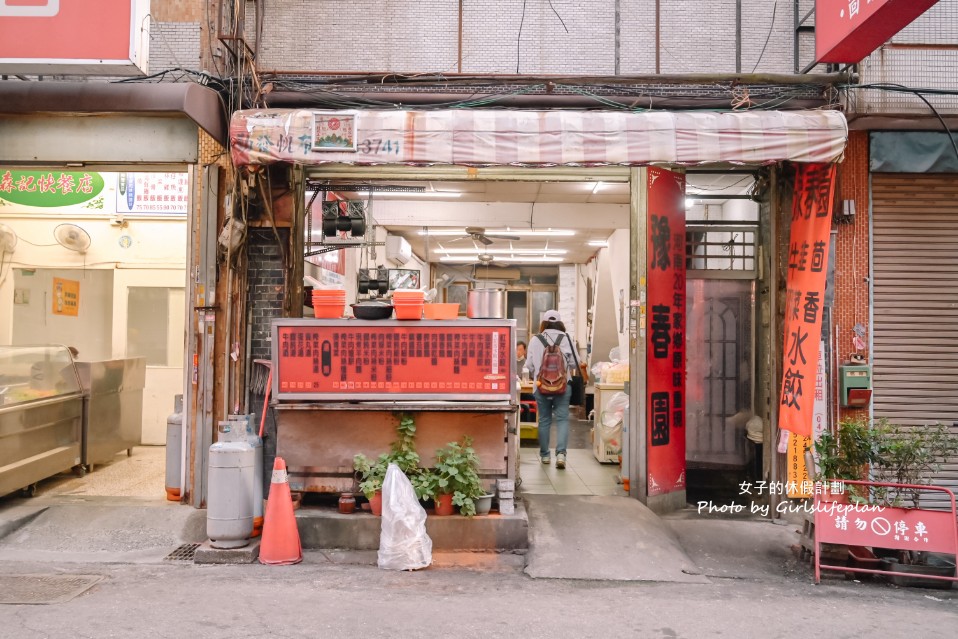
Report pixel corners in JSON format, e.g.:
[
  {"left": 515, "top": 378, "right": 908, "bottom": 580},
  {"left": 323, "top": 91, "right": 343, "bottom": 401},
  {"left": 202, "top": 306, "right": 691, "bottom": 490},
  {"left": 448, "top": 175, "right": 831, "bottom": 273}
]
[
  {"left": 353, "top": 413, "right": 426, "bottom": 514},
  {"left": 812, "top": 417, "right": 879, "bottom": 504},
  {"left": 420, "top": 436, "right": 487, "bottom": 517},
  {"left": 872, "top": 420, "right": 958, "bottom": 509}
]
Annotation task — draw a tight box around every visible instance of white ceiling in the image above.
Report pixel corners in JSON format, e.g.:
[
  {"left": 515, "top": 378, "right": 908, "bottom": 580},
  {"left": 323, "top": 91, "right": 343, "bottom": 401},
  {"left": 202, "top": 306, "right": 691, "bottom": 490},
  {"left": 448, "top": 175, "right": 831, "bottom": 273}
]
[{"left": 313, "top": 174, "right": 754, "bottom": 265}]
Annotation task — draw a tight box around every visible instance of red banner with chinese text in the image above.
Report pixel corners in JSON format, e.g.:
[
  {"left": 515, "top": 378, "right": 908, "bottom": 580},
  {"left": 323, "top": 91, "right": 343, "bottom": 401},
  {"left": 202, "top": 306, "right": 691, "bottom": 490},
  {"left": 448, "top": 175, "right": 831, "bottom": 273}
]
[
  {"left": 779, "top": 164, "right": 836, "bottom": 437},
  {"left": 646, "top": 167, "right": 687, "bottom": 496}
]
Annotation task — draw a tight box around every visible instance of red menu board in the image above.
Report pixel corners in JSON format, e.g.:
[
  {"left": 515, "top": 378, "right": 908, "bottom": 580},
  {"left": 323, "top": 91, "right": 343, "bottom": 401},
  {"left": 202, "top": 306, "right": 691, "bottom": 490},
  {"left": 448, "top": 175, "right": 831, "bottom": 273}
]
[
  {"left": 272, "top": 320, "right": 514, "bottom": 400},
  {"left": 646, "top": 167, "right": 687, "bottom": 497}
]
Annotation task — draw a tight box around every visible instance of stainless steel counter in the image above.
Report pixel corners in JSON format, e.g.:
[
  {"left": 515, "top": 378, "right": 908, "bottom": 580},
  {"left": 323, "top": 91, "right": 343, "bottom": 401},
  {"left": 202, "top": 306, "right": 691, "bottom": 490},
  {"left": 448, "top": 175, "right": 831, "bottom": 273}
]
[
  {"left": 0, "top": 345, "right": 83, "bottom": 496},
  {"left": 74, "top": 357, "right": 146, "bottom": 467}
]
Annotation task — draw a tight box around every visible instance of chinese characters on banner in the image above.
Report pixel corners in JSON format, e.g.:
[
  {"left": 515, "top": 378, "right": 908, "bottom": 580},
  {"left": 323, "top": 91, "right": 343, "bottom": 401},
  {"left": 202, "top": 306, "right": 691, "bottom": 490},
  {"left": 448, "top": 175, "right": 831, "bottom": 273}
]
[
  {"left": 787, "top": 340, "right": 829, "bottom": 497},
  {"left": 646, "top": 167, "right": 687, "bottom": 496},
  {"left": 52, "top": 277, "right": 80, "bottom": 317},
  {"left": 116, "top": 173, "right": 189, "bottom": 215},
  {"left": 779, "top": 163, "right": 836, "bottom": 438}
]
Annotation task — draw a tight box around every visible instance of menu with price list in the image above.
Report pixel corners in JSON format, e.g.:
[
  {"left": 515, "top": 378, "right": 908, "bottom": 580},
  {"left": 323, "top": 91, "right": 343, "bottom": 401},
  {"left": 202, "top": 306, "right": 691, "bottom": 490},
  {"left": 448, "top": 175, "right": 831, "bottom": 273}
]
[{"left": 271, "top": 319, "right": 515, "bottom": 401}]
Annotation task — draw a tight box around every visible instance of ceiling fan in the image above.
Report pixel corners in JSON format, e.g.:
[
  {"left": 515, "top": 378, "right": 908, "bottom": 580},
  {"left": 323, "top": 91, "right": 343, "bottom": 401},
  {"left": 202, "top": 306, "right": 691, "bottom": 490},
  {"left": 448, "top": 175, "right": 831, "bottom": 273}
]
[{"left": 449, "top": 226, "right": 521, "bottom": 246}]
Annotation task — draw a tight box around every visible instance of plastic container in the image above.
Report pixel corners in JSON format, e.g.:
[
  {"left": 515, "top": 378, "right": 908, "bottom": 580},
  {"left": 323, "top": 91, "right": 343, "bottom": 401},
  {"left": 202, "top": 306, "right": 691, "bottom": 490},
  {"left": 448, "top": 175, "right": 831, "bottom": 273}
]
[
  {"left": 313, "top": 303, "right": 346, "bottom": 319},
  {"left": 423, "top": 303, "right": 458, "bottom": 319},
  {"left": 393, "top": 302, "right": 424, "bottom": 320}
]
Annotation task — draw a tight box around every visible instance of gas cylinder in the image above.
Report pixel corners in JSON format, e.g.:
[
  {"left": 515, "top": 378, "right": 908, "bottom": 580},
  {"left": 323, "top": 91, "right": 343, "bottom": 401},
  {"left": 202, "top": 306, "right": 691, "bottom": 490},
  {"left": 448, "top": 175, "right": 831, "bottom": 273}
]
[
  {"left": 229, "top": 414, "right": 264, "bottom": 537},
  {"left": 207, "top": 420, "right": 255, "bottom": 549},
  {"left": 164, "top": 395, "right": 184, "bottom": 501}
]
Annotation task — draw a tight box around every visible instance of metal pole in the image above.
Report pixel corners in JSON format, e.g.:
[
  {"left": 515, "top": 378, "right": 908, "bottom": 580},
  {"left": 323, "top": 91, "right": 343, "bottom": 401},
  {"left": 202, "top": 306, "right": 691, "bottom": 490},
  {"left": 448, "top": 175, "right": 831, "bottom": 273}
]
[
  {"left": 769, "top": 168, "right": 780, "bottom": 514},
  {"left": 736, "top": 0, "right": 742, "bottom": 73},
  {"left": 629, "top": 167, "right": 648, "bottom": 502}
]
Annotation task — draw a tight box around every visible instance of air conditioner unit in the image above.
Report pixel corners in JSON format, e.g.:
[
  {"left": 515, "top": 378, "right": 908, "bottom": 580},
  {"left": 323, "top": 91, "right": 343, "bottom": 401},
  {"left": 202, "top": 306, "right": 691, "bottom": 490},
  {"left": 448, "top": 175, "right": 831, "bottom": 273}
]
[{"left": 385, "top": 235, "right": 412, "bottom": 265}]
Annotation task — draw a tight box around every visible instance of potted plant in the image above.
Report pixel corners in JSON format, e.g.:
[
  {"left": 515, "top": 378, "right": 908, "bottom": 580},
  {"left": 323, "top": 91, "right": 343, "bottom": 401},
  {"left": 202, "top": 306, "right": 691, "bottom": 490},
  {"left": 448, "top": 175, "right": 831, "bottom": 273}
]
[
  {"left": 870, "top": 420, "right": 958, "bottom": 580},
  {"left": 353, "top": 452, "right": 389, "bottom": 516},
  {"left": 872, "top": 420, "right": 958, "bottom": 508},
  {"left": 353, "top": 413, "right": 426, "bottom": 515},
  {"left": 420, "top": 436, "right": 488, "bottom": 517},
  {"left": 812, "top": 417, "right": 879, "bottom": 503}
]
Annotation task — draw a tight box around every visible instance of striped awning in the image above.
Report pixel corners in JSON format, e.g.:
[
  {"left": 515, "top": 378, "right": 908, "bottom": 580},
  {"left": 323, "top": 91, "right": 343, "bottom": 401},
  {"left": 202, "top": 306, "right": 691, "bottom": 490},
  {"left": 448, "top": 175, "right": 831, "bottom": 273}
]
[{"left": 230, "top": 109, "right": 847, "bottom": 168}]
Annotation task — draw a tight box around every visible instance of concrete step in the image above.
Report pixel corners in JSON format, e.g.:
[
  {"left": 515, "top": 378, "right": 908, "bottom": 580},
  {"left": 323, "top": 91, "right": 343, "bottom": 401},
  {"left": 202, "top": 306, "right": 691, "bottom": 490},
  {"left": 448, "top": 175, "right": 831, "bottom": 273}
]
[{"left": 294, "top": 502, "right": 529, "bottom": 552}]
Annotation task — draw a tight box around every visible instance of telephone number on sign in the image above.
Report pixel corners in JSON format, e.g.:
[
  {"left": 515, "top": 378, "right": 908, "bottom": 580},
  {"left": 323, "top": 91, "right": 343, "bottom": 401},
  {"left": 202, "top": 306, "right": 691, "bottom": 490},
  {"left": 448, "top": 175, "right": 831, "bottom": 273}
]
[{"left": 358, "top": 139, "right": 401, "bottom": 155}]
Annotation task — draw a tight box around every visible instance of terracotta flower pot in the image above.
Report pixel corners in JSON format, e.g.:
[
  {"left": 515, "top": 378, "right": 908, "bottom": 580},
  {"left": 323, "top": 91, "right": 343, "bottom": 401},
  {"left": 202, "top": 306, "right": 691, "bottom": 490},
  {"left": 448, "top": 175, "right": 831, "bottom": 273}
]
[
  {"left": 369, "top": 491, "right": 383, "bottom": 516},
  {"left": 434, "top": 492, "right": 455, "bottom": 516}
]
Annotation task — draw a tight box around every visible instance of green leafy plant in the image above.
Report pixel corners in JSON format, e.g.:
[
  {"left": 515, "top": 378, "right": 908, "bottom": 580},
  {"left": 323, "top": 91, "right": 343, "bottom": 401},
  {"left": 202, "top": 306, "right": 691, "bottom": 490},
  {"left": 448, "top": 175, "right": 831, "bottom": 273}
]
[
  {"left": 353, "top": 413, "right": 427, "bottom": 500},
  {"left": 873, "top": 421, "right": 958, "bottom": 508},
  {"left": 814, "top": 417, "right": 878, "bottom": 480},
  {"left": 419, "top": 436, "right": 486, "bottom": 517}
]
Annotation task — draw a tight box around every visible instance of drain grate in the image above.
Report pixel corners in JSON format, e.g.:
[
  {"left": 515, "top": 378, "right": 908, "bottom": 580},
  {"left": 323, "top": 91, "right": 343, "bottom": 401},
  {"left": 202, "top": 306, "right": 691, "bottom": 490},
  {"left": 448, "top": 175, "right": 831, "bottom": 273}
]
[
  {"left": 0, "top": 575, "right": 103, "bottom": 605},
  {"left": 164, "top": 543, "right": 201, "bottom": 562}
]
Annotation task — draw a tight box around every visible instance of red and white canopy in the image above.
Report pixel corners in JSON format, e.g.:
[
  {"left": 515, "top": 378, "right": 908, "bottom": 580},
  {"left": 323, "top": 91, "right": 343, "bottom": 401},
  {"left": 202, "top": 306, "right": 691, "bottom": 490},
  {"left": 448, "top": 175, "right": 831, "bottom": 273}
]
[{"left": 230, "top": 108, "right": 847, "bottom": 168}]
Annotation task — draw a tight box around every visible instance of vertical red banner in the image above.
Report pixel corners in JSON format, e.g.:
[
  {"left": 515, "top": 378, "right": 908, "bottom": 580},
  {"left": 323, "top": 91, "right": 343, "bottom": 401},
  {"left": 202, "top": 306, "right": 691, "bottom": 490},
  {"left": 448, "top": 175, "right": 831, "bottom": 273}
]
[
  {"left": 779, "top": 163, "right": 837, "bottom": 437},
  {"left": 646, "top": 167, "right": 687, "bottom": 496}
]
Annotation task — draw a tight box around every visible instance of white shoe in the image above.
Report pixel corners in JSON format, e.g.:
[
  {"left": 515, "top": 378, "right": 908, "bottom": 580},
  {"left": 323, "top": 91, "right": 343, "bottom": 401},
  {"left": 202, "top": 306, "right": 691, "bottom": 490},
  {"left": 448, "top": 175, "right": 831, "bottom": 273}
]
[{"left": 556, "top": 453, "right": 566, "bottom": 469}]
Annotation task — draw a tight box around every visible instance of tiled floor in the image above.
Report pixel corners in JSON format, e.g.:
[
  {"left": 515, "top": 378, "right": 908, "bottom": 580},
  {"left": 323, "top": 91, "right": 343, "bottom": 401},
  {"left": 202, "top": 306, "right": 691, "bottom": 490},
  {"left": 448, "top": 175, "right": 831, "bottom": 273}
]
[{"left": 518, "top": 447, "right": 625, "bottom": 496}]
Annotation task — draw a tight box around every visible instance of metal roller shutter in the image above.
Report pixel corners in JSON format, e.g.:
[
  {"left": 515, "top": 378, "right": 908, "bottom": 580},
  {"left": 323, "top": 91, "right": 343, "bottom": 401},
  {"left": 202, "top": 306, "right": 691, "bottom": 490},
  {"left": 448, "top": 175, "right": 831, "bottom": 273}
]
[{"left": 872, "top": 173, "right": 958, "bottom": 510}]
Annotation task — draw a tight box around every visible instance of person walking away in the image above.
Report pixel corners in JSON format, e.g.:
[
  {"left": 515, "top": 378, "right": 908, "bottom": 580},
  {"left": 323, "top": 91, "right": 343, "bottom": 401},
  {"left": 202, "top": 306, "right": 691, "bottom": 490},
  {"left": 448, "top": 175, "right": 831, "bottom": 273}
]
[{"left": 524, "top": 310, "right": 581, "bottom": 469}]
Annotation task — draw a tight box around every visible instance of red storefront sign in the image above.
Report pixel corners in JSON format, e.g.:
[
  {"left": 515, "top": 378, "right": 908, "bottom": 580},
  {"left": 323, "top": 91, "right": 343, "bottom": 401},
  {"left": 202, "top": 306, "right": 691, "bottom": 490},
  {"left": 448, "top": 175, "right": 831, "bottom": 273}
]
[
  {"left": 779, "top": 164, "right": 836, "bottom": 438},
  {"left": 814, "top": 481, "right": 958, "bottom": 584},
  {"left": 816, "top": 0, "right": 941, "bottom": 64},
  {"left": 646, "top": 167, "right": 686, "bottom": 497},
  {"left": 0, "top": 0, "right": 149, "bottom": 75}
]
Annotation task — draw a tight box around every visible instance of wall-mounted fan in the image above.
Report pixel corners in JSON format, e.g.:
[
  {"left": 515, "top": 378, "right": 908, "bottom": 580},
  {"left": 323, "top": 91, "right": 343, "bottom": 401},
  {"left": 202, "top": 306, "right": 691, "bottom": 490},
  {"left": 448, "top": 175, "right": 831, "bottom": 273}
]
[
  {"left": 54, "top": 223, "right": 91, "bottom": 253},
  {"left": 448, "top": 227, "right": 520, "bottom": 246},
  {"left": 0, "top": 222, "right": 17, "bottom": 252}
]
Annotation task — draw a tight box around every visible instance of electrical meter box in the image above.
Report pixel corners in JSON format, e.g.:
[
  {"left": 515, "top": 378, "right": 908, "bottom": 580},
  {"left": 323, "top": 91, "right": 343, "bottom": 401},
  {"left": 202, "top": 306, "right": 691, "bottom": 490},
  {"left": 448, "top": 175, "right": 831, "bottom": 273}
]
[{"left": 839, "top": 364, "right": 872, "bottom": 407}]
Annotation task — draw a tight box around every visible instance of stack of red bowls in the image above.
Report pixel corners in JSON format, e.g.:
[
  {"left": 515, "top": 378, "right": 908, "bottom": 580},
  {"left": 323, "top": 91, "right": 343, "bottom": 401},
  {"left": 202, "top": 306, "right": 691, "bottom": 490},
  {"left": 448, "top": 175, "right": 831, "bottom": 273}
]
[
  {"left": 311, "top": 288, "right": 346, "bottom": 318},
  {"left": 392, "top": 290, "right": 425, "bottom": 320}
]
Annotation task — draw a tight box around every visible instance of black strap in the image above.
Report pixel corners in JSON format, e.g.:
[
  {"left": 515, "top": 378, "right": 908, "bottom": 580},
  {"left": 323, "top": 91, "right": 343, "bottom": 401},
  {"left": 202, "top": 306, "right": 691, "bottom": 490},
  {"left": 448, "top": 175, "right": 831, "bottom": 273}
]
[{"left": 564, "top": 332, "right": 581, "bottom": 370}]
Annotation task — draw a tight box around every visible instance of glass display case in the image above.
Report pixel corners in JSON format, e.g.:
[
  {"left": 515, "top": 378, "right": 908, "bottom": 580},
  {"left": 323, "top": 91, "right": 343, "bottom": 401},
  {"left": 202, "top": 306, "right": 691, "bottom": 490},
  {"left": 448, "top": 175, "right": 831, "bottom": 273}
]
[{"left": 0, "top": 345, "right": 83, "bottom": 496}]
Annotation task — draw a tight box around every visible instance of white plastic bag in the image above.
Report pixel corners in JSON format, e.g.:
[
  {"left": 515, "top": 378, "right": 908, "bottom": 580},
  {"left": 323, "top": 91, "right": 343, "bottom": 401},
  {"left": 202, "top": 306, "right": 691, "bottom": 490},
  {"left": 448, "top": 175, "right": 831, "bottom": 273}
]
[
  {"left": 599, "top": 392, "right": 629, "bottom": 440},
  {"left": 377, "top": 463, "right": 433, "bottom": 571}
]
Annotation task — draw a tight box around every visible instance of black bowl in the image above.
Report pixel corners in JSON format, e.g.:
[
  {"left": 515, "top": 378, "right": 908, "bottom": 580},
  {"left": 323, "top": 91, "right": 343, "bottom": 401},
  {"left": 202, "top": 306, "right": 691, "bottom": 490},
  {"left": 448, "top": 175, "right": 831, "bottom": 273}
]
[{"left": 351, "top": 302, "right": 394, "bottom": 320}]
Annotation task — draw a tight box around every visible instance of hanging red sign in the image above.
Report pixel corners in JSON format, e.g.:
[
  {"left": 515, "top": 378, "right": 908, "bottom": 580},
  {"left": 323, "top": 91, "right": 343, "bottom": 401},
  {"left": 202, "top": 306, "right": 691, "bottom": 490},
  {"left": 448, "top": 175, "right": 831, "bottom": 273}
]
[
  {"left": 779, "top": 164, "right": 836, "bottom": 438},
  {"left": 646, "top": 167, "right": 686, "bottom": 497},
  {"left": 815, "top": 0, "right": 940, "bottom": 64}
]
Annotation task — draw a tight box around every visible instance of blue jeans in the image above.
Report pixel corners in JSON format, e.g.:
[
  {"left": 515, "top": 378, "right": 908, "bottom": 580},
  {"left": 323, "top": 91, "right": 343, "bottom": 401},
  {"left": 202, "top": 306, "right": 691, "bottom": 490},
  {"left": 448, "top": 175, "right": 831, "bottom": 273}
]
[{"left": 535, "top": 385, "right": 571, "bottom": 458}]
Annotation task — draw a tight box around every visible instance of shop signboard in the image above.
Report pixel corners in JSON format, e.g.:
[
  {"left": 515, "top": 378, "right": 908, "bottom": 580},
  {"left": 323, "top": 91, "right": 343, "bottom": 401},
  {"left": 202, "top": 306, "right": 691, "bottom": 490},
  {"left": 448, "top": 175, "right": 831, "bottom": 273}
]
[
  {"left": 0, "top": 169, "right": 187, "bottom": 215},
  {"left": 779, "top": 164, "right": 836, "bottom": 438},
  {"left": 272, "top": 320, "right": 514, "bottom": 401},
  {"left": 646, "top": 167, "right": 686, "bottom": 497},
  {"left": 816, "top": 0, "right": 940, "bottom": 64},
  {"left": 0, "top": 0, "right": 150, "bottom": 75}
]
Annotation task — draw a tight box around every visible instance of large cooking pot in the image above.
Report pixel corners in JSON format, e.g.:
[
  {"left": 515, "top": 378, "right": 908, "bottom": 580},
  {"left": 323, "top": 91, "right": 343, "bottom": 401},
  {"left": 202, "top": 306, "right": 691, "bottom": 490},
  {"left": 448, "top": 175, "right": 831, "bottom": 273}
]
[
  {"left": 351, "top": 300, "right": 394, "bottom": 320},
  {"left": 467, "top": 288, "right": 506, "bottom": 319}
]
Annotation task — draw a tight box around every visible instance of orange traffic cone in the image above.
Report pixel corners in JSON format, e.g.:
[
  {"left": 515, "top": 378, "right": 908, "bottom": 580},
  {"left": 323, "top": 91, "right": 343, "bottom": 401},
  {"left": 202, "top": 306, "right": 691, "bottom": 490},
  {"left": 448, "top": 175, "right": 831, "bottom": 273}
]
[{"left": 259, "top": 457, "right": 302, "bottom": 565}]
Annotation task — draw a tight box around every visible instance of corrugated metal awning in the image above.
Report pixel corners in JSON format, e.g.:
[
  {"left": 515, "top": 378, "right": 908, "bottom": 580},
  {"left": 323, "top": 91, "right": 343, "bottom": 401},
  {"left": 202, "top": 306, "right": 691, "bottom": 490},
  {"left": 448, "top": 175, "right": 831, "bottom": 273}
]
[{"left": 230, "top": 109, "right": 847, "bottom": 168}]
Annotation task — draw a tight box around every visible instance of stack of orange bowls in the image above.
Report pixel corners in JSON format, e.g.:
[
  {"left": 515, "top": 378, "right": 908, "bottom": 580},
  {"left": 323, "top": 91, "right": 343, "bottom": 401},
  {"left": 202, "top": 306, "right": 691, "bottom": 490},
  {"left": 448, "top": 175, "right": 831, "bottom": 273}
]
[
  {"left": 392, "top": 290, "right": 425, "bottom": 320},
  {"left": 311, "top": 288, "right": 346, "bottom": 318}
]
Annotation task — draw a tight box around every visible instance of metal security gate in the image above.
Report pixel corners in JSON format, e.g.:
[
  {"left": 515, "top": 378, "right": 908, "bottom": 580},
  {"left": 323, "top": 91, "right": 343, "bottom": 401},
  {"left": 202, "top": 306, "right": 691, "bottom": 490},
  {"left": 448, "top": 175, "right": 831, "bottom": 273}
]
[{"left": 871, "top": 173, "right": 958, "bottom": 508}]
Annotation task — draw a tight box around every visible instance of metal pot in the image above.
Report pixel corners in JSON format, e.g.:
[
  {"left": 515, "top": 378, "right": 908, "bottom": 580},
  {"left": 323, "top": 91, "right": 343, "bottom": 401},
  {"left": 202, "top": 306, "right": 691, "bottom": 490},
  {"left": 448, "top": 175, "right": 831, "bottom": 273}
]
[
  {"left": 351, "top": 301, "right": 394, "bottom": 320},
  {"left": 467, "top": 288, "right": 506, "bottom": 319}
]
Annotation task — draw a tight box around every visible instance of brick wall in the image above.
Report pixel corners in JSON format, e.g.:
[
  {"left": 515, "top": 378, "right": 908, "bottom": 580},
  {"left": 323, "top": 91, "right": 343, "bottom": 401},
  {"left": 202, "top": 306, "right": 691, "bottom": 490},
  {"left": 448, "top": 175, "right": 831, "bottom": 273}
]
[
  {"left": 247, "top": 228, "right": 289, "bottom": 362},
  {"left": 150, "top": 22, "right": 202, "bottom": 72},
  {"left": 250, "top": 0, "right": 799, "bottom": 74},
  {"left": 833, "top": 131, "right": 870, "bottom": 422}
]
